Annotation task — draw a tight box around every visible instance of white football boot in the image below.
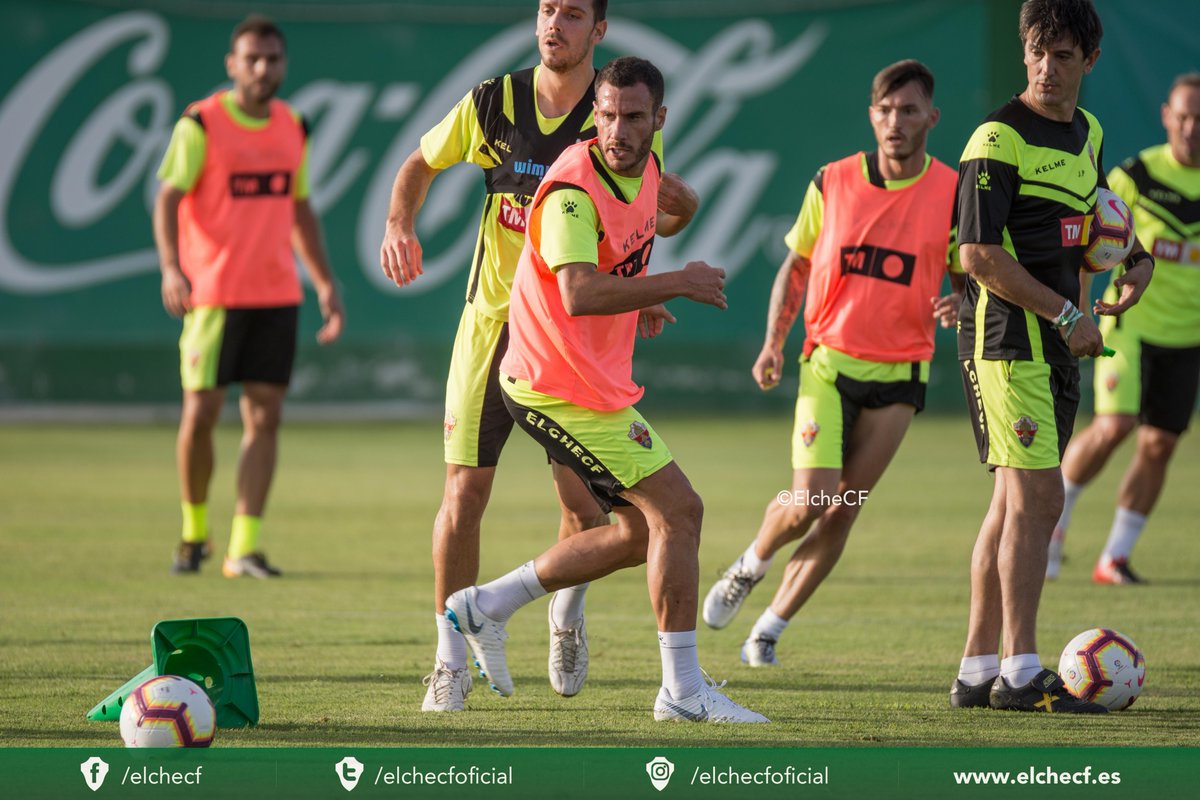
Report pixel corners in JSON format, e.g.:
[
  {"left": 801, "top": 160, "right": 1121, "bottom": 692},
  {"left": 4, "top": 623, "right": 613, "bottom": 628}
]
[
  {"left": 702, "top": 559, "right": 762, "bottom": 628},
  {"left": 421, "top": 659, "right": 473, "bottom": 712},
  {"left": 445, "top": 586, "right": 513, "bottom": 696},
  {"left": 548, "top": 595, "right": 588, "bottom": 697},
  {"left": 653, "top": 672, "right": 769, "bottom": 723}
]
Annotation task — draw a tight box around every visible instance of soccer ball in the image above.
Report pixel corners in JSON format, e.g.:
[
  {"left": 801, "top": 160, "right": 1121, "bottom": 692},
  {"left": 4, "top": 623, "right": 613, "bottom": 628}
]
[
  {"left": 1082, "top": 188, "right": 1135, "bottom": 273},
  {"left": 119, "top": 675, "right": 216, "bottom": 747},
  {"left": 1057, "top": 628, "right": 1145, "bottom": 711}
]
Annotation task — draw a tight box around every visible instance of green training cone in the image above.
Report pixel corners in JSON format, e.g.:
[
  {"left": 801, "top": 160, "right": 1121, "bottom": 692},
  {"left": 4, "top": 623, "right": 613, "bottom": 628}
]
[
  {"left": 85, "top": 664, "right": 156, "bottom": 721},
  {"left": 152, "top": 617, "right": 259, "bottom": 728}
]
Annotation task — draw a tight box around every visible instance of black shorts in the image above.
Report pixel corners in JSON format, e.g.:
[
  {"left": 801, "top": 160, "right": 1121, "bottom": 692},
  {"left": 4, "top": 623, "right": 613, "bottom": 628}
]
[
  {"left": 179, "top": 305, "right": 298, "bottom": 390},
  {"left": 1138, "top": 341, "right": 1200, "bottom": 434}
]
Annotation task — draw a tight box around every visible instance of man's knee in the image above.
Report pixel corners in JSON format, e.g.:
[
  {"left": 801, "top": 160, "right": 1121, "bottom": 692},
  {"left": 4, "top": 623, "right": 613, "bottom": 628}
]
[
  {"left": 441, "top": 467, "right": 494, "bottom": 521},
  {"left": 1094, "top": 414, "right": 1137, "bottom": 447},
  {"left": 181, "top": 393, "right": 222, "bottom": 434},
  {"left": 1138, "top": 426, "right": 1179, "bottom": 463}
]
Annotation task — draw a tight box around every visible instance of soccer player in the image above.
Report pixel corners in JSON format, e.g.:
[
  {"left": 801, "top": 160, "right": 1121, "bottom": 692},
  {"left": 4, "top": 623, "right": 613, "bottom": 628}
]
[
  {"left": 154, "top": 15, "right": 344, "bottom": 579},
  {"left": 700, "top": 61, "right": 963, "bottom": 666},
  {"left": 949, "top": 0, "right": 1153, "bottom": 712},
  {"left": 1048, "top": 73, "right": 1200, "bottom": 585},
  {"left": 378, "top": 1, "right": 696, "bottom": 711},
  {"left": 444, "top": 57, "right": 766, "bottom": 723}
]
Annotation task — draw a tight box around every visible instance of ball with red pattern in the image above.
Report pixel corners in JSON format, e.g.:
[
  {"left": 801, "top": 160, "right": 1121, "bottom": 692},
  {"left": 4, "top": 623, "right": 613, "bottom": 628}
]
[
  {"left": 119, "top": 675, "right": 215, "bottom": 747},
  {"left": 1058, "top": 628, "right": 1146, "bottom": 711},
  {"left": 1083, "top": 188, "right": 1135, "bottom": 273}
]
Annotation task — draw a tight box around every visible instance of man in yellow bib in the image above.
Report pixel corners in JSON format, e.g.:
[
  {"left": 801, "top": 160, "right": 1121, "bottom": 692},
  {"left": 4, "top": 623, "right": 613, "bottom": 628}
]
[
  {"left": 1049, "top": 74, "right": 1200, "bottom": 585},
  {"left": 445, "top": 58, "right": 767, "bottom": 723}
]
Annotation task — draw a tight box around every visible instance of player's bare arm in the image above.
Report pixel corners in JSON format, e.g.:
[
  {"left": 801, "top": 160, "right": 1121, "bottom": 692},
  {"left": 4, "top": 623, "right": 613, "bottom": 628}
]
[
  {"left": 932, "top": 269, "right": 965, "bottom": 330},
  {"left": 753, "top": 250, "right": 809, "bottom": 390},
  {"left": 557, "top": 260, "right": 726, "bottom": 316},
  {"left": 293, "top": 198, "right": 345, "bottom": 345},
  {"left": 655, "top": 172, "right": 699, "bottom": 237},
  {"left": 961, "top": 242, "right": 1103, "bottom": 357},
  {"left": 153, "top": 183, "right": 192, "bottom": 318},
  {"left": 1094, "top": 247, "right": 1154, "bottom": 316},
  {"left": 379, "top": 148, "right": 443, "bottom": 287}
]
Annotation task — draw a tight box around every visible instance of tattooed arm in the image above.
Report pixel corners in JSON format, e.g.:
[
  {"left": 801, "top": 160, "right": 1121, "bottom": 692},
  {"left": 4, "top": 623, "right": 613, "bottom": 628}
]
[{"left": 752, "top": 250, "right": 810, "bottom": 390}]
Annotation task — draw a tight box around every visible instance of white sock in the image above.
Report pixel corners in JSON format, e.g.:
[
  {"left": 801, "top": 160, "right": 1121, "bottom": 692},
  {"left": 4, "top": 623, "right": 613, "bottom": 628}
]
[
  {"left": 1000, "top": 653, "right": 1043, "bottom": 688},
  {"left": 549, "top": 583, "right": 589, "bottom": 627},
  {"left": 1102, "top": 507, "right": 1147, "bottom": 561},
  {"left": 750, "top": 608, "right": 789, "bottom": 642},
  {"left": 739, "top": 542, "right": 772, "bottom": 579},
  {"left": 658, "top": 630, "right": 703, "bottom": 699},
  {"left": 435, "top": 613, "right": 467, "bottom": 670},
  {"left": 957, "top": 654, "right": 1000, "bottom": 686},
  {"left": 1056, "top": 478, "right": 1085, "bottom": 532},
  {"left": 475, "top": 561, "right": 547, "bottom": 623}
]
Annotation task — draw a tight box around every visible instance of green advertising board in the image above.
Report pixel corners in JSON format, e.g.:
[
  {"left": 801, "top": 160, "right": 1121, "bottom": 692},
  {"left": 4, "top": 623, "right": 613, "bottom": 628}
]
[{"left": 0, "top": 0, "right": 1195, "bottom": 411}]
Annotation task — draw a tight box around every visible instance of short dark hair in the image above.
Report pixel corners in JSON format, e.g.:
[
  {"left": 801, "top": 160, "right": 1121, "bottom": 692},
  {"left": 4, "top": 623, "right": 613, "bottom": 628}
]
[
  {"left": 595, "top": 56, "right": 664, "bottom": 109},
  {"left": 231, "top": 14, "right": 286, "bottom": 53},
  {"left": 871, "top": 59, "right": 934, "bottom": 105},
  {"left": 592, "top": 0, "right": 608, "bottom": 23},
  {"left": 1018, "top": 0, "right": 1103, "bottom": 57}
]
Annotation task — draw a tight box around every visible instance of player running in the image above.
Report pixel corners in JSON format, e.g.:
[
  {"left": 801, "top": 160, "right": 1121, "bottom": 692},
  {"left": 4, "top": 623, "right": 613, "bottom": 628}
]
[
  {"left": 700, "top": 60, "right": 963, "bottom": 667},
  {"left": 949, "top": 0, "right": 1152, "bottom": 713},
  {"left": 378, "top": 0, "right": 696, "bottom": 711},
  {"left": 1048, "top": 73, "right": 1200, "bottom": 585},
  {"left": 444, "top": 57, "right": 767, "bottom": 723}
]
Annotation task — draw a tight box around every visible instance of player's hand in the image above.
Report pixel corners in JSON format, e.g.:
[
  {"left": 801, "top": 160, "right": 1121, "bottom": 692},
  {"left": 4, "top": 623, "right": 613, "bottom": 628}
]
[
  {"left": 657, "top": 172, "right": 699, "bottom": 219},
  {"left": 316, "top": 284, "right": 345, "bottom": 345},
  {"left": 679, "top": 261, "right": 727, "bottom": 309},
  {"left": 379, "top": 220, "right": 423, "bottom": 287},
  {"left": 1066, "top": 314, "right": 1104, "bottom": 358},
  {"left": 637, "top": 304, "right": 676, "bottom": 339},
  {"left": 931, "top": 292, "right": 961, "bottom": 329},
  {"left": 1094, "top": 259, "right": 1153, "bottom": 316},
  {"left": 752, "top": 345, "right": 785, "bottom": 391},
  {"left": 161, "top": 266, "right": 192, "bottom": 318}
]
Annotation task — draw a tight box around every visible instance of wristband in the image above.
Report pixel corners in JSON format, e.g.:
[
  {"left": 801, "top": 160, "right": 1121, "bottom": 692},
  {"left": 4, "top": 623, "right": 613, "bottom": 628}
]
[
  {"left": 1127, "top": 251, "right": 1154, "bottom": 270},
  {"left": 1052, "top": 300, "right": 1084, "bottom": 341}
]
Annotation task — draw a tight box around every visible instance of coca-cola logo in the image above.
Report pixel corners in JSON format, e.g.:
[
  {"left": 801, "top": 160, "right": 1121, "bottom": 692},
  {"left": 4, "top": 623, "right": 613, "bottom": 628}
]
[{"left": 0, "top": 11, "right": 828, "bottom": 296}]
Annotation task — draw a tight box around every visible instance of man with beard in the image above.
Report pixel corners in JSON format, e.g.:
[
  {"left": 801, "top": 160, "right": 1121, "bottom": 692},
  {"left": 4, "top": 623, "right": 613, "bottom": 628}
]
[
  {"left": 379, "top": 1, "right": 697, "bottom": 712},
  {"left": 445, "top": 56, "right": 766, "bottom": 723},
  {"left": 155, "top": 14, "right": 344, "bottom": 579},
  {"left": 699, "top": 60, "right": 963, "bottom": 666}
]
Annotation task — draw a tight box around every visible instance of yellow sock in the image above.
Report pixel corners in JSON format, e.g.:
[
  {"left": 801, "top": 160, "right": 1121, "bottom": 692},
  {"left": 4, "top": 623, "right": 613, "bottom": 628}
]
[
  {"left": 228, "top": 515, "right": 262, "bottom": 559},
  {"left": 181, "top": 502, "right": 208, "bottom": 543}
]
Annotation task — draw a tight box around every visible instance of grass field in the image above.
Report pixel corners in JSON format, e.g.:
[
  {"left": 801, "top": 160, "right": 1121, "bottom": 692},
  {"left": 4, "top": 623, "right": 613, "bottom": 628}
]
[{"left": 1, "top": 415, "right": 1198, "bottom": 747}]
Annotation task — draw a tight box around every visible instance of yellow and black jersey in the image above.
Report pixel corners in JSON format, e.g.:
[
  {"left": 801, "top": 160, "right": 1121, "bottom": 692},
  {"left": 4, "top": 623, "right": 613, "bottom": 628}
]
[
  {"left": 955, "top": 96, "right": 1106, "bottom": 365},
  {"left": 421, "top": 66, "right": 597, "bottom": 321},
  {"left": 1106, "top": 145, "right": 1200, "bottom": 347}
]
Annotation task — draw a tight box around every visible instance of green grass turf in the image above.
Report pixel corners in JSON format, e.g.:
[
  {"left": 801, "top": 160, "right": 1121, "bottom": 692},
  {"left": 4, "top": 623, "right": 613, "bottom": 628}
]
[{"left": 0, "top": 416, "right": 1197, "bottom": 747}]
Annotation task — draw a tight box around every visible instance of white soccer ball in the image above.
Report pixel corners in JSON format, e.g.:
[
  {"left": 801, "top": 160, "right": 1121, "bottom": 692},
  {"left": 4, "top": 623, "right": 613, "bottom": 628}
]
[
  {"left": 119, "top": 675, "right": 216, "bottom": 747},
  {"left": 1082, "top": 188, "right": 1135, "bottom": 273},
  {"left": 1058, "top": 628, "right": 1145, "bottom": 711}
]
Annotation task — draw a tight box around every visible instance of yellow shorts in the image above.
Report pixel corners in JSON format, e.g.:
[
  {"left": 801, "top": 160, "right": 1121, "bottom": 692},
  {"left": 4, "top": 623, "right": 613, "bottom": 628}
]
[
  {"left": 791, "top": 345, "right": 928, "bottom": 470},
  {"left": 443, "top": 304, "right": 513, "bottom": 467},
  {"left": 961, "top": 357, "right": 1079, "bottom": 470},
  {"left": 500, "top": 374, "right": 673, "bottom": 512}
]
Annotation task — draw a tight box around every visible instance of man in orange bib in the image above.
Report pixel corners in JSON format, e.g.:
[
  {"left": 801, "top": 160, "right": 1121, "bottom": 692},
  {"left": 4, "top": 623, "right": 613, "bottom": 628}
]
[
  {"left": 700, "top": 61, "right": 963, "bottom": 667},
  {"left": 153, "top": 15, "right": 343, "bottom": 579},
  {"left": 443, "top": 58, "right": 766, "bottom": 723}
]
